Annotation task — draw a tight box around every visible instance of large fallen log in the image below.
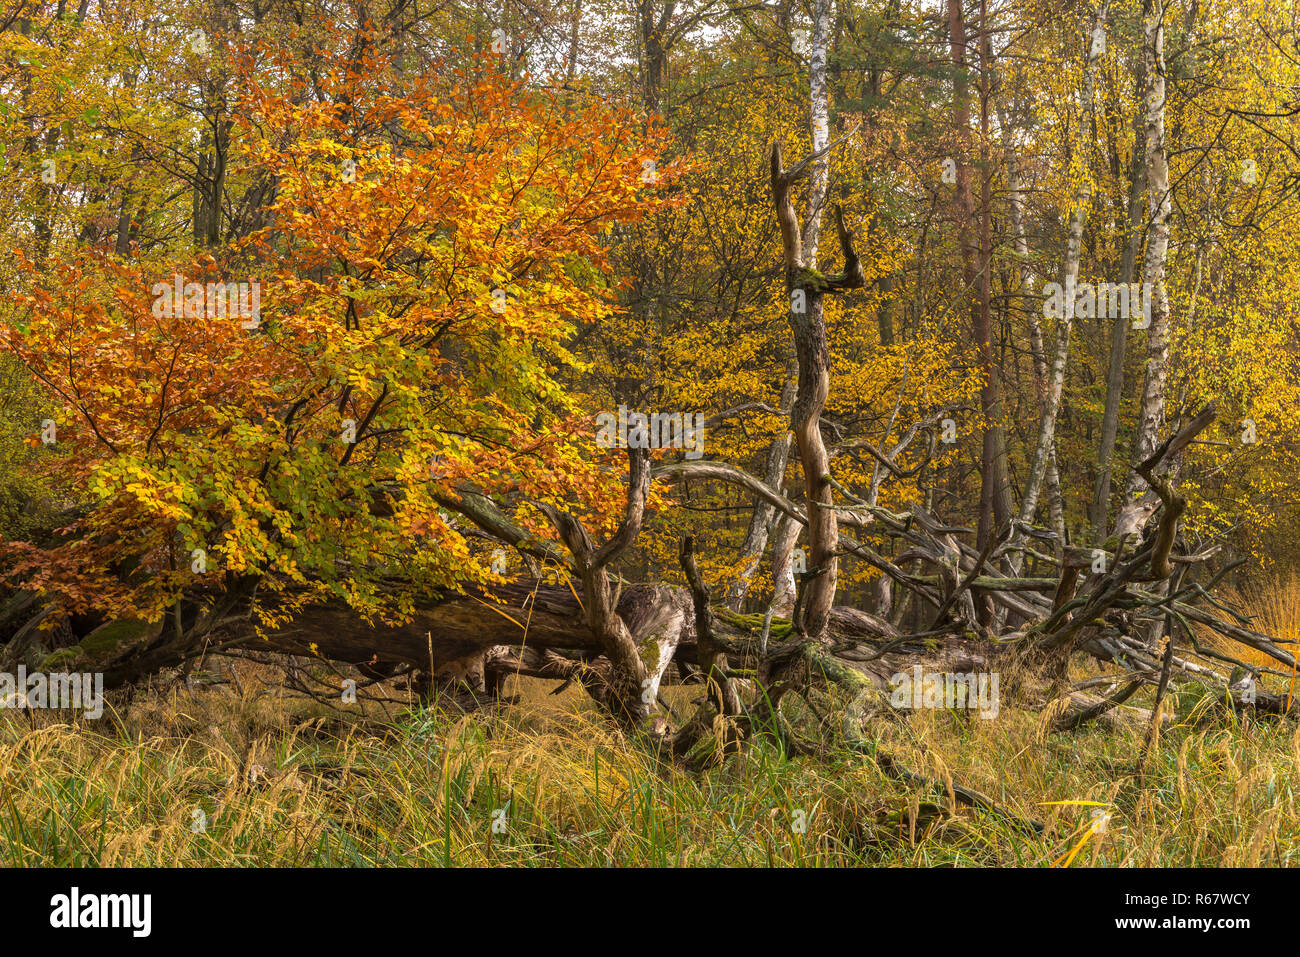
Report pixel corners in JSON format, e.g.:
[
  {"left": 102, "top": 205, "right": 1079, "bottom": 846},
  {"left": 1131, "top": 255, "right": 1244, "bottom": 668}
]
[
  {"left": 0, "top": 579, "right": 691, "bottom": 704},
  {"left": 1, "top": 397, "right": 1292, "bottom": 739}
]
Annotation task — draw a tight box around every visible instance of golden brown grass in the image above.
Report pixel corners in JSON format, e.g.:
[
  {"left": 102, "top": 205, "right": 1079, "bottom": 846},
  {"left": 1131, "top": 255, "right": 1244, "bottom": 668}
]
[
  {"left": 0, "top": 567, "right": 1290, "bottom": 868},
  {"left": 1199, "top": 572, "right": 1300, "bottom": 698},
  {"left": 1, "top": 646, "right": 1299, "bottom": 867}
]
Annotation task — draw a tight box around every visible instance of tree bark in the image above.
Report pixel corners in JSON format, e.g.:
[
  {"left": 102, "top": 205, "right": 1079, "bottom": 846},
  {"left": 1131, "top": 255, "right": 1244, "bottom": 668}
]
[
  {"left": 768, "top": 0, "right": 865, "bottom": 642},
  {"left": 1019, "top": 3, "right": 1109, "bottom": 528},
  {"left": 1092, "top": 4, "right": 1150, "bottom": 538},
  {"left": 1115, "top": 0, "right": 1172, "bottom": 540},
  {"left": 952, "top": 0, "right": 1011, "bottom": 555},
  {"left": 721, "top": 360, "right": 797, "bottom": 609}
]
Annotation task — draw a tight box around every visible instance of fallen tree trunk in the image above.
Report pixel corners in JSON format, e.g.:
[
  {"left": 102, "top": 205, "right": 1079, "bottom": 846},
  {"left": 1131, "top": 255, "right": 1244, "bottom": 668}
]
[
  {"left": 2, "top": 398, "right": 1294, "bottom": 742},
  {"left": 0, "top": 579, "right": 691, "bottom": 705}
]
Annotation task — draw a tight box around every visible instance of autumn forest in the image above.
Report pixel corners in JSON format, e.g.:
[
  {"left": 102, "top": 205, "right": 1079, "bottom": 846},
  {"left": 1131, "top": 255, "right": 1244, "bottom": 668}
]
[{"left": 0, "top": 0, "right": 1298, "bottom": 871}]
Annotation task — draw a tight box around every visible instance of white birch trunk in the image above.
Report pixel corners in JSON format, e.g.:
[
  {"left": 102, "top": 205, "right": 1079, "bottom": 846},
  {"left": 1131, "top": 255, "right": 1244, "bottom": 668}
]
[
  {"left": 1019, "top": 3, "right": 1109, "bottom": 527},
  {"left": 1115, "top": 0, "right": 1172, "bottom": 540}
]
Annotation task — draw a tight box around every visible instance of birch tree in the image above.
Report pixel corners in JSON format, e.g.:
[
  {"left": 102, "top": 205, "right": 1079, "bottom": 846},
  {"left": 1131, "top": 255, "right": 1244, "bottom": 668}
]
[
  {"left": 768, "top": 0, "right": 864, "bottom": 640},
  {"left": 1115, "top": 0, "right": 1172, "bottom": 540},
  {"left": 1018, "top": 3, "right": 1109, "bottom": 533}
]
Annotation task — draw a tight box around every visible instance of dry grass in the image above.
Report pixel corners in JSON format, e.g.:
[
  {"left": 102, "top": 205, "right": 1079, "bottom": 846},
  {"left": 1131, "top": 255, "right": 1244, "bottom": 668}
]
[
  {"left": 1199, "top": 572, "right": 1300, "bottom": 697},
  {"left": 1, "top": 647, "right": 1299, "bottom": 867}
]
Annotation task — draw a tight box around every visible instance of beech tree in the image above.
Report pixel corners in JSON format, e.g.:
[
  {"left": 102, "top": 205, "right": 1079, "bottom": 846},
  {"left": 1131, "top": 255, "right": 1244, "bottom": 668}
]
[{"left": 2, "top": 0, "right": 1300, "bottom": 765}]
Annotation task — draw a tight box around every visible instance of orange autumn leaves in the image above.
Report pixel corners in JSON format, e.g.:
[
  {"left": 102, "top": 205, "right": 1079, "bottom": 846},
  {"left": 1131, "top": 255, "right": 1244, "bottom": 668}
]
[{"left": 0, "top": 32, "right": 678, "bottom": 627}]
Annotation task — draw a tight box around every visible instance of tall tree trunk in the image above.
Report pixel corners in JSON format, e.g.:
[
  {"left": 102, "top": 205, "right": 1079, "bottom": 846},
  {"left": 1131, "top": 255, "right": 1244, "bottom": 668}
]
[
  {"left": 768, "top": 0, "right": 864, "bottom": 641},
  {"left": 723, "top": 0, "right": 838, "bottom": 610},
  {"left": 1004, "top": 115, "right": 1066, "bottom": 542},
  {"left": 567, "top": 0, "right": 582, "bottom": 85},
  {"left": 976, "top": 0, "right": 1012, "bottom": 556},
  {"left": 790, "top": 0, "right": 836, "bottom": 640},
  {"left": 951, "top": 0, "right": 1010, "bottom": 555},
  {"left": 866, "top": 61, "right": 896, "bottom": 346},
  {"left": 1115, "top": 0, "right": 1172, "bottom": 540},
  {"left": 803, "top": 0, "right": 832, "bottom": 266},
  {"left": 1092, "top": 9, "right": 1150, "bottom": 538},
  {"left": 1020, "top": 3, "right": 1109, "bottom": 528},
  {"left": 998, "top": 92, "right": 1066, "bottom": 584},
  {"left": 640, "top": 0, "right": 675, "bottom": 114},
  {"left": 787, "top": 288, "right": 837, "bottom": 641}
]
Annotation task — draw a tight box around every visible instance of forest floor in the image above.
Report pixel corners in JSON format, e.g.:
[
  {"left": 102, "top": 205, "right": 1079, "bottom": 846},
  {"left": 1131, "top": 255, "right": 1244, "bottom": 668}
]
[{"left": 1, "top": 635, "right": 1299, "bottom": 867}]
